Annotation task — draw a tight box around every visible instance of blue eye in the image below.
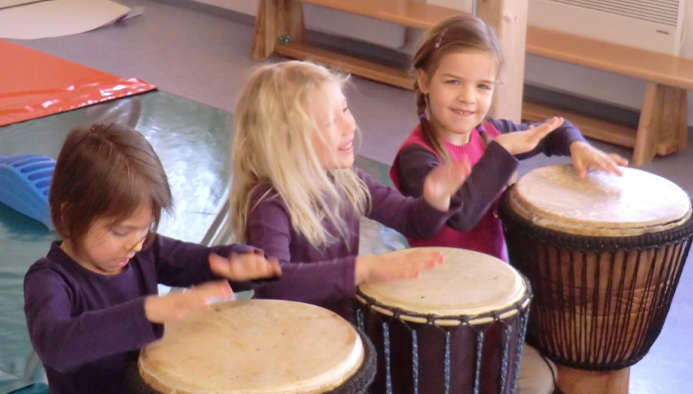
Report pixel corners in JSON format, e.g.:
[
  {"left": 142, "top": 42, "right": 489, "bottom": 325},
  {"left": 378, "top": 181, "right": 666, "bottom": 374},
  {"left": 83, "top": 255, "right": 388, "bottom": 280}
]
[{"left": 445, "top": 80, "right": 459, "bottom": 85}]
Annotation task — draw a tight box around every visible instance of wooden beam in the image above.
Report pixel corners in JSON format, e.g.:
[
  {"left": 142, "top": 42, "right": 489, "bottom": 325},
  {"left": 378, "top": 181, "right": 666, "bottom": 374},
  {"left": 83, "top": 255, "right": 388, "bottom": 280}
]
[
  {"left": 274, "top": 42, "right": 413, "bottom": 89},
  {"left": 300, "top": 0, "right": 465, "bottom": 30},
  {"left": 477, "top": 0, "right": 529, "bottom": 123}
]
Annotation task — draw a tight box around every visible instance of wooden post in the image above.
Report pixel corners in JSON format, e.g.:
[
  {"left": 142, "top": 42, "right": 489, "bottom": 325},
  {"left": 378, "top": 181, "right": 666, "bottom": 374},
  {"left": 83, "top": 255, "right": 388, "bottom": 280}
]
[
  {"left": 477, "top": 0, "right": 529, "bottom": 123},
  {"left": 251, "top": 0, "right": 306, "bottom": 60},
  {"left": 634, "top": 83, "right": 688, "bottom": 166}
]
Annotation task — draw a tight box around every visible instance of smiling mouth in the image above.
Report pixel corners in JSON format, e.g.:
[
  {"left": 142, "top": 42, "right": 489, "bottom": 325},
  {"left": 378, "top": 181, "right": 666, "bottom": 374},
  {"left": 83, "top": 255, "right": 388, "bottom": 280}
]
[
  {"left": 339, "top": 141, "right": 353, "bottom": 151},
  {"left": 452, "top": 108, "right": 475, "bottom": 116}
]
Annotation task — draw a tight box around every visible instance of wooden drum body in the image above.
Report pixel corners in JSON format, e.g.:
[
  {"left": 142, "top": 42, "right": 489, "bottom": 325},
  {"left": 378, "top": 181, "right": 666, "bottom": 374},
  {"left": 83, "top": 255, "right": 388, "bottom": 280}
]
[
  {"left": 355, "top": 248, "right": 532, "bottom": 394},
  {"left": 499, "top": 165, "right": 693, "bottom": 393},
  {"left": 130, "top": 300, "right": 376, "bottom": 394}
]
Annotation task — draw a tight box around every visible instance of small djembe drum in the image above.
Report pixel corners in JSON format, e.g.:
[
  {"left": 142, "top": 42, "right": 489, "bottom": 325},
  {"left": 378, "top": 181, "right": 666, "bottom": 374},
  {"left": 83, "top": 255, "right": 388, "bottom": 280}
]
[
  {"left": 355, "top": 247, "right": 532, "bottom": 394},
  {"left": 128, "top": 300, "right": 376, "bottom": 394},
  {"left": 499, "top": 165, "right": 693, "bottom": 394}
]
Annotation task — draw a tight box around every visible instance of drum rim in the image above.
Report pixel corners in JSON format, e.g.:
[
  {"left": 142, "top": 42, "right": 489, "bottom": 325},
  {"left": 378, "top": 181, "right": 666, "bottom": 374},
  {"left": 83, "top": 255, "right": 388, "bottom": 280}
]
[
  {"left": 508, "top": 165, "right": 692, "bottom": 237},
  {"left": 355, "top": 278, "right": 533, "bottom": 327},
  {"left": 500, "top": 190, "right": 693, "bottom": 251},
  {"left": 137, "top": 300, "right": 367, "bottom": 394}
]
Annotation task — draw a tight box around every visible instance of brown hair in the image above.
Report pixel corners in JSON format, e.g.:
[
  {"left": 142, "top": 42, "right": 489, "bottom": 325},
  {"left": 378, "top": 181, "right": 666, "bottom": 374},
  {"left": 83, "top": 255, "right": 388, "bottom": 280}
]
[
  {"left": 413, "top": 15, "right": 504, "bottom": 163},
  {"left": 50, "top": 123, "right": 173, "bottom": 256}
]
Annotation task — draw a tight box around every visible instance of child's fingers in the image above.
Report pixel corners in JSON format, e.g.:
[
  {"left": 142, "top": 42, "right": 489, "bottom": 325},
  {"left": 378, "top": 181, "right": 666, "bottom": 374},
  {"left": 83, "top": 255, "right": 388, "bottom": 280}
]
[
  {"left": 603, "top": 156, "right": 624, "bottom": 176},
  {"left": 193, "top": 280, "right": 234, "bottom": 302},
  {"left": 573, "top": 156, "right": 586, "bottom": 178},
  {"left": 608, "top": 153, "right": 628, "bottom": 174},
  {"left": 609, "top": 153, "right": 628, "bottom": 166},
  {"left": 269, "top": 258, "right": 282, "bottom": 277},
  {"left": 530, "top": 117, "right": 561, "bottom": 142},
  {"left": 209, "top": 253, "right": 231, "bottom": 276}
]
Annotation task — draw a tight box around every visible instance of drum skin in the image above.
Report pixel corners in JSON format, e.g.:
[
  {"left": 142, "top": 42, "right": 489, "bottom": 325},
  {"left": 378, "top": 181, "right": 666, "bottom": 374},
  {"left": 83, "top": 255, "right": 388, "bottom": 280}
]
[{"left": 137, "top": 300, "right": 369, "bottom": 394}]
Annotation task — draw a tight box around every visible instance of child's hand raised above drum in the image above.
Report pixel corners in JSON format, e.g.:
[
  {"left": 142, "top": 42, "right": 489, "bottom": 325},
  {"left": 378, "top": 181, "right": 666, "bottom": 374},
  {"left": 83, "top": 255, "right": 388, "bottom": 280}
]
[
  {"left": 144, "top": 280, "right": 235, "bottom": 323},
  {"left": 423, "top": 156, "right": 472, "bottom": 211},
  {"left": 569, "top": 141, "right": 628, "bottom": 178},
  {"left": 355, "top": 249, "right": 444, "bottom": 284},
  {"left": 209, "top": 250, "right": 282, "bottom": 281},
  {"left": 494, "top": 117, "right": 564, "bottom": 155}
]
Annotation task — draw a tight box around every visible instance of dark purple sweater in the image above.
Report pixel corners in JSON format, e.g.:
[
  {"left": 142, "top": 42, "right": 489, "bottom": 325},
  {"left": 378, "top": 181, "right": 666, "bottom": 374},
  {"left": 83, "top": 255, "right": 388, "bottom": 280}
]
[
  {"left": 23, "top": 236, "right": 257, "bottom": 394},
  {"left": 247, "top": 168, "right": 462, "bottom": 319}
]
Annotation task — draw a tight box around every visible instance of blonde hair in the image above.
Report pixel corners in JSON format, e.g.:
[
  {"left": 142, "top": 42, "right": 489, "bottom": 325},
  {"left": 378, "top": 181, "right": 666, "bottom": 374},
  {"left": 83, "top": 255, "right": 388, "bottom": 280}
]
[
  {"left": 413, "top": 15, "right": 504, "bottom": 162},
  {"left": 231, "top": 61, "right": 370, "bottom": 247}
]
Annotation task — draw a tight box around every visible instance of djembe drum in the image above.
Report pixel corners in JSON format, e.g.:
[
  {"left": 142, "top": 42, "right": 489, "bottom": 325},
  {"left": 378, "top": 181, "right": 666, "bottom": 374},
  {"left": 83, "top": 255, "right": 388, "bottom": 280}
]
[
  {"left": 355, "top": 247, "right": 532, "bottom": 394},
  {"left": 499, "top": 165, "right": 693, "bottom": 393},
  {"left": 127, "top": 300, "right": 376, "bottom": 394}
]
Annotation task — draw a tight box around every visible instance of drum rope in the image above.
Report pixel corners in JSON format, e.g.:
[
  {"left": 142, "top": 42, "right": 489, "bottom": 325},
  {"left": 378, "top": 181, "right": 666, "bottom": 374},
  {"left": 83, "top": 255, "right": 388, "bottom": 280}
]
[
  {"left": 445, "top": 331, "right": 452, "bottom": 394},
  {"left": 412, "top": 330, "right": 420, "bottom": 394},
  {"left": 512, "top": 305, "right": 530, "bottom": 394},
  {"left": 382, "top": 321, "right": 393, "bottom": 394},
  {"left": 500, "top": 319, "right": 511, "bottom": 392}
]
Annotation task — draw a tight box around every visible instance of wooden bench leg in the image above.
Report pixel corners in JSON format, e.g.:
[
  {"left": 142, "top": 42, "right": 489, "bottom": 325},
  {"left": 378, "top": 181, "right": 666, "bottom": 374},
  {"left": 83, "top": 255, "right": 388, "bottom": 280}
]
[
  {"left": 251, "top": 0, "right": 305, "bottom": 61},
  {"left": 634, "top": 83, "right": 688, "bottom": 166}
]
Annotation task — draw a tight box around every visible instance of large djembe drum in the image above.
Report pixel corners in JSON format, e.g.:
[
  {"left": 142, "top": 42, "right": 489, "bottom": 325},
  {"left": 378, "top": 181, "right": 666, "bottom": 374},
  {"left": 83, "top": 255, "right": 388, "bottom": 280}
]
[
  {"left": 499, "top": 165, "right": 693, "bottom": 393},
  {"left": 127, "top": 300, "right": 376, "bottom": 394},
  {"left": 355, "top": 247, "right": 532, "bottom": 394}
]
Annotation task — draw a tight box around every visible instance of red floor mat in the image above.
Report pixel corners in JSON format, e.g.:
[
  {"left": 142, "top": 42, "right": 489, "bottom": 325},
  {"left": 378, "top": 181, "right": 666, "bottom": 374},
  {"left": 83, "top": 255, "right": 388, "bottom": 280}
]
[{"left": 0, "top": 39, "right": 156, "bottom": 126}]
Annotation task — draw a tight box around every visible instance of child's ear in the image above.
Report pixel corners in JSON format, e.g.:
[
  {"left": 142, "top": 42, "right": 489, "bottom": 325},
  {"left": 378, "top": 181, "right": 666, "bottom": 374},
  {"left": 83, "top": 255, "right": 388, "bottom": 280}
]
[{"left": 416, "top": 69, "right": 431, "bottom": 95}]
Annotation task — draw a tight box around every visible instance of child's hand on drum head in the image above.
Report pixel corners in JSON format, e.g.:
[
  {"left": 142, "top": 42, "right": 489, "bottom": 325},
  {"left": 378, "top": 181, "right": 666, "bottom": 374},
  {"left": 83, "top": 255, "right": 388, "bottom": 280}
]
[
  {"left": 144, "top": 280, "right": 234, "bottom": 323},
  {"left": 569, "top": 141, "right": 628, "bottom": 178},
  {"left": 423, "top": 156, "right": 472, "bottom": 211},
  {"left": 355, "top": 249, "right": 444, "bottom": 284},
  {"left": 209, "top": 250, "right": 282, "bottom": 282},
  {"left": 495, "top": 117, "right": 564, "bottom": 155}
]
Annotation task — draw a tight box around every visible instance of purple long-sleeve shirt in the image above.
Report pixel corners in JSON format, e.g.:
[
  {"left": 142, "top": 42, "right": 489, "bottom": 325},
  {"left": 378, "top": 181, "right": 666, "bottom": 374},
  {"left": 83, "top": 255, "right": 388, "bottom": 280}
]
[
  {"left": 396, "top": 118, "right": 585, "bottom": 232},
  {"left": 24, "top": 235, "right": 257, "bottom": 394},
  {"left": 247, "top": 168, "right": 462, "bottom": 318}
]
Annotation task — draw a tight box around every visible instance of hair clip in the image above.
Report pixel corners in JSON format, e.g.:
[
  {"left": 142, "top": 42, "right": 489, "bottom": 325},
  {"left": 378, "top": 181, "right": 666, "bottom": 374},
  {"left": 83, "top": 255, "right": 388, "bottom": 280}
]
[{"left": 435, "top": 28, "right": 448, "bottom": 49}]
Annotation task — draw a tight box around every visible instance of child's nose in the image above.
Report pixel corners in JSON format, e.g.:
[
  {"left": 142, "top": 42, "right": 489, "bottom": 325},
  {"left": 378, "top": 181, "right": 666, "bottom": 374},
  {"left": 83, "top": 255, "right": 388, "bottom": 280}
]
[
  {"left": 127, "top": 233, "right": 146, "bottom": 254},
  {"left": 457, "top": 86, "right": 474, "bottom": 102}
]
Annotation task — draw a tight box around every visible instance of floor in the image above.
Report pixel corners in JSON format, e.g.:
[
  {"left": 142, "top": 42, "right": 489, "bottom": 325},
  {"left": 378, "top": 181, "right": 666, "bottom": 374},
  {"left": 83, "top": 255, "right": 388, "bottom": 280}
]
[{"left": 6, "top": 1, "right": 693, "bottom": 392}]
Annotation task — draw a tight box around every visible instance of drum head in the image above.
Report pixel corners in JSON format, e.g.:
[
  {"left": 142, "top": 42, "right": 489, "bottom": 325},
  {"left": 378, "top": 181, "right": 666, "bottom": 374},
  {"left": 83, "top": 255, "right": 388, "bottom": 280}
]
[
  {"left": 139, "top": 300, "right": 364, "bottom": 394},
  {"left": 357, "top": 248, "right": 526, "bottom": 320},
  {"left": 509, "top": 165, "right": 692, "bottom": 236}
]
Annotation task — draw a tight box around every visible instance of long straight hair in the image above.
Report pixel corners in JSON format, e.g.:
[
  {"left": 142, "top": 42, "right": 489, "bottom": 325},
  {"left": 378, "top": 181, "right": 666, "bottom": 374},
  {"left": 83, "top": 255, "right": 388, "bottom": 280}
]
[{"left": 231, "top": 61, "right": 370, "bottom": 247}]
